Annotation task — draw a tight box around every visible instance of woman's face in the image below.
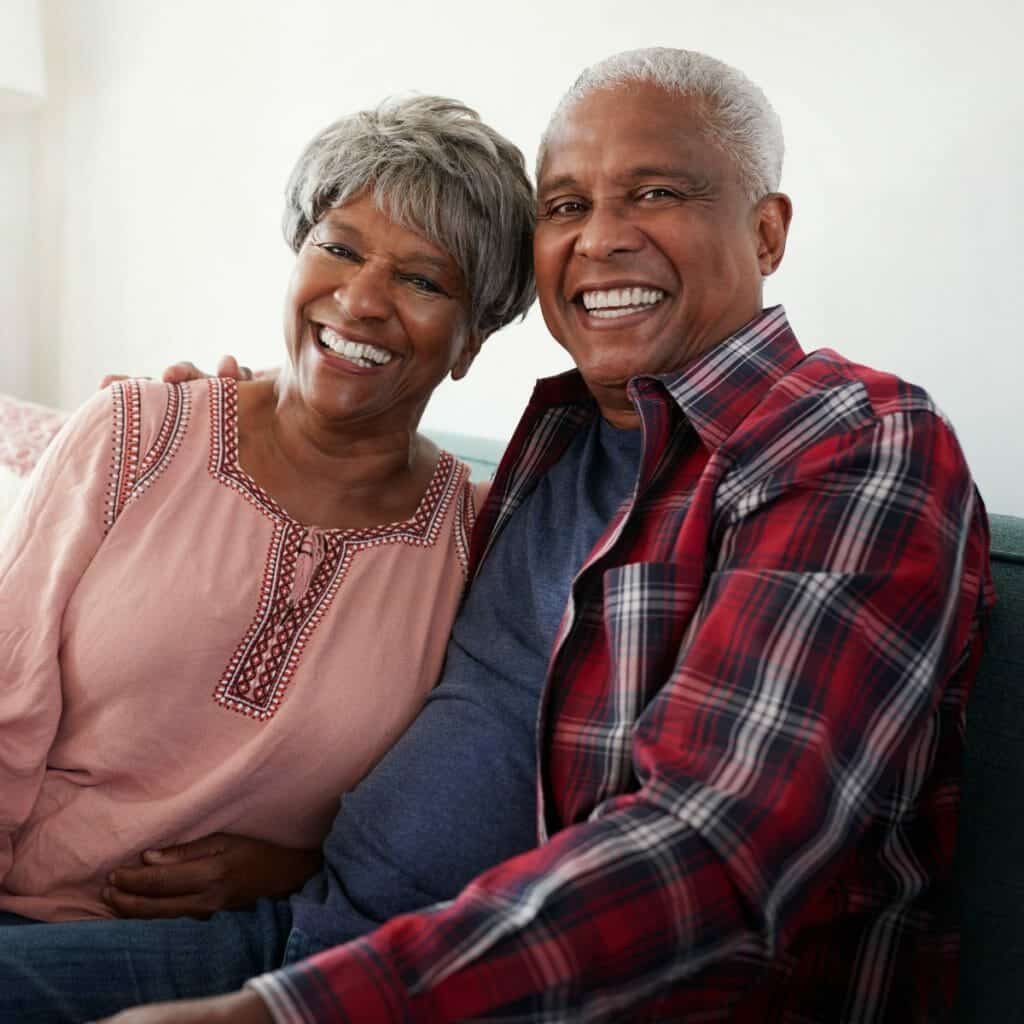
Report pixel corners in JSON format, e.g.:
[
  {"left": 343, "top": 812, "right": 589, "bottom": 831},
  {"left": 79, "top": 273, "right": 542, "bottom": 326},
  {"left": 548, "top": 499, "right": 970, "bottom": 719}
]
[{"left": 283, "top": 193, "right": 479, "bottom": 432}]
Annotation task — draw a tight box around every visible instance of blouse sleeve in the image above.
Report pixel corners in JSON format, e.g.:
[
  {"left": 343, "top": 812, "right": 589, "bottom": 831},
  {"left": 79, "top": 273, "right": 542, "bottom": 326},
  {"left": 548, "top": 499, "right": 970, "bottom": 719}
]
[{"left": 0, "top": 386, "right": 116, "bottom": 882}]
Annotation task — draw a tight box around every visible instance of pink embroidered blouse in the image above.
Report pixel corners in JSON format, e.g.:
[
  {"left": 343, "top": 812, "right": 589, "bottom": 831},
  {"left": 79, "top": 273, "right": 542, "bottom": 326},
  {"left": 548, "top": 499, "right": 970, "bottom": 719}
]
[{"left": 0, "top": 377, "right": 479, "bottom": 922}]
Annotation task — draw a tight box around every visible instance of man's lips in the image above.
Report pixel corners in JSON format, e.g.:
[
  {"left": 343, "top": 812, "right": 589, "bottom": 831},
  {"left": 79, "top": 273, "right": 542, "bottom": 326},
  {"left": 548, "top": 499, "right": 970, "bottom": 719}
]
[{"left": 569, "top": 285, "right": 668, "bottom": 323}]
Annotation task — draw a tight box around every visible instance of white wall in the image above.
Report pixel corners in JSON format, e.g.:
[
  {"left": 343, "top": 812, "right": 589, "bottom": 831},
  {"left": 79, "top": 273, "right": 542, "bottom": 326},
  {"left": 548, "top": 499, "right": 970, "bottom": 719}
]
[
  {"left": 24, "top": 0, "right": 1024, "bottom": 513},
  {"left": 0, "top": 113, "right": 40, "bottom": 398}
]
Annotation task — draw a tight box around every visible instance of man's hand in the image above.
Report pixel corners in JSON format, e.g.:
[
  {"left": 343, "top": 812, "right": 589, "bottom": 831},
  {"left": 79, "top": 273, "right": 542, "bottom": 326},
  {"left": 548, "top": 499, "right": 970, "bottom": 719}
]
[
  {"left": 163, "top": 355, "right": 254, "bottom": 384},
  {"left": 103, "top": 833, "right": 322, "bottom": 919},
  {"left": 95, "top": 989, "right": 272, "bottom": 1024},
  {"left": 98, "top": 355, "right": 253, "bottom": 390}
]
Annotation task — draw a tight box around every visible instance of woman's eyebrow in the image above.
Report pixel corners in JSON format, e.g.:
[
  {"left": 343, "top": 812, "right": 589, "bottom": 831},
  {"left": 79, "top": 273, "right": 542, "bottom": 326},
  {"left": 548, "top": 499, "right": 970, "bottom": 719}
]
[
  {"left": 316, "top": 222, "right": 454, "bottom": 275},
  {"left": 314, "top": 218, "right": 363, "bottom": 240},
  {"left": 399, "top": 252, "right": 453, "bottom": 274}
]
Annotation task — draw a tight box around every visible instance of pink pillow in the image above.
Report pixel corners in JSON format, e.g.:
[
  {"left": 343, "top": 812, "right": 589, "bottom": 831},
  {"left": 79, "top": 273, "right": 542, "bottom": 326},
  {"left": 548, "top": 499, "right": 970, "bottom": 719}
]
[{"left": 0, "top": 394, "right": 68, "bottom": 477}]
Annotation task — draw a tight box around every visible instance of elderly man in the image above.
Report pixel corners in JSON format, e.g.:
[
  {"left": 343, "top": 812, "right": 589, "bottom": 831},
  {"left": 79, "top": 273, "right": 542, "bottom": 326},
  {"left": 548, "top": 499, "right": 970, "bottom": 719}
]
[{"left": 10, "top": 48, "right": 993, "bottom": 1023}]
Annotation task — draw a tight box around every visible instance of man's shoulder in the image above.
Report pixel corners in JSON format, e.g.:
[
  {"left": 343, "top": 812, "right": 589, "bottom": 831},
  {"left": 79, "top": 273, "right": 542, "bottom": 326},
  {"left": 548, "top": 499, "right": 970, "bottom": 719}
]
[
  {"left": 717, "top": 346, "right": 959, "bottom": 486},
  {"left": 791, "top": 348, "right": 939, "bottom": 419},
  {"left": 738, "top": 347, "right": 943, "bottom": 443}
]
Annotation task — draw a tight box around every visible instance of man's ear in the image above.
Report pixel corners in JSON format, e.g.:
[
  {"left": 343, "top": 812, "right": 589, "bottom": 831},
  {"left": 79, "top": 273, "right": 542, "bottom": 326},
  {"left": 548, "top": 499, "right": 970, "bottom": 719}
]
[
  {"left": 450, "top": 331, "right": 484, "bottom": 381},
  {"left": 754, "top": 193, "right": 792, "bottom": 277}
]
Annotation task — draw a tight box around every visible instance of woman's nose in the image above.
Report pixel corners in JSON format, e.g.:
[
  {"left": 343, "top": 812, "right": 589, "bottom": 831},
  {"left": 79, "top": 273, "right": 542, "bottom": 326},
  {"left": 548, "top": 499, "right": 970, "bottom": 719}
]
[{"left": 333, "top": 266, "right": 392, "bottom": 321}]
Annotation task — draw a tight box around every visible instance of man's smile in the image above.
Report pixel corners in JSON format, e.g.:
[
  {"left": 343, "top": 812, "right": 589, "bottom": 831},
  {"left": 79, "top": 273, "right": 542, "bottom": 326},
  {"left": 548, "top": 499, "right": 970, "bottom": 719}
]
[{"left": 579, "top": 286, "right": 666, "bottom": 319}]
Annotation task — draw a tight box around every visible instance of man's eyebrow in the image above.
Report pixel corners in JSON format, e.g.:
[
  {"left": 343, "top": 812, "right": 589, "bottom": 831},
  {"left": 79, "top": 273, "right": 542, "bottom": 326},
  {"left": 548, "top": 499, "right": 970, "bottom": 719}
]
[
  {"left": 623, "top": 166, "right": 709, "bottom": 187},
  {"left": 538, "top": 167, "right": 711, "bottom": 197},
  {"left": 536, "top": 174, "right": 580, "bottom": 198}
]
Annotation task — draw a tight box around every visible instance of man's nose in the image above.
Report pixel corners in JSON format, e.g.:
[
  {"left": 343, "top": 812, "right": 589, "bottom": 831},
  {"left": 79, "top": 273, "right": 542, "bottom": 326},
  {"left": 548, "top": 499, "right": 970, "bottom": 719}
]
[
  {"left": 574, "top": 203, "right": 643, "bottom": 260},
  {"left": 333, "top": 265, "right": 393, "bottom": 320}
]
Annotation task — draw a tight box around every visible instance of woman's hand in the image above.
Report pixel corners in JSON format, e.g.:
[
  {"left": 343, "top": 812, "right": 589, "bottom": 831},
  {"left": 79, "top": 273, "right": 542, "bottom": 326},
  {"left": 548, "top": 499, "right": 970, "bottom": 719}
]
[
  {"left": 98, "top": 355, "right": 254, "bottom": 390},
  {"left": 103, "top": 833, "right": 322, "bottom": 919},
  {"left": 94, "top": 989, "right": 272, "bottom": 1024}
]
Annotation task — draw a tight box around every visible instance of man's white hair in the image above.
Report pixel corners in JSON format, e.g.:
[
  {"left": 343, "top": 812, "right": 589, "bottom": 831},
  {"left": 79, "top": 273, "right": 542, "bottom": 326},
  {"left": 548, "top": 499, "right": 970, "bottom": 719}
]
[{"left": 538, "top": 47, "right": 784, "bottom": 200}]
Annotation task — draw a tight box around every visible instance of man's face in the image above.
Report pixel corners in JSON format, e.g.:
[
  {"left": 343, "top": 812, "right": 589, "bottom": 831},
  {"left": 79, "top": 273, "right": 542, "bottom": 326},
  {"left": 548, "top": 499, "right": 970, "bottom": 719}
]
[{"left": 534, "top": 81, "right": 789, "bottom": 424}]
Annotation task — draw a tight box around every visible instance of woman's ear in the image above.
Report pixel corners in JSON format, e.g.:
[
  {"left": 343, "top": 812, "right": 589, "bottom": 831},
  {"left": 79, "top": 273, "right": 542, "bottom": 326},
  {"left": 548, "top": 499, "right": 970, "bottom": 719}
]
[{"left": 450, "top": 331, "right": 484, "bottom": 381}]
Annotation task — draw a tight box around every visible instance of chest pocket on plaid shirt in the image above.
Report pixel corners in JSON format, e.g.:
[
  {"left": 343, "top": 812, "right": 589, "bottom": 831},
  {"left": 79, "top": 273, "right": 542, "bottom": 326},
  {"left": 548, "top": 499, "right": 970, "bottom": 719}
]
[{"left": 592, "top": 561, "right": 705, "bottom": 802}]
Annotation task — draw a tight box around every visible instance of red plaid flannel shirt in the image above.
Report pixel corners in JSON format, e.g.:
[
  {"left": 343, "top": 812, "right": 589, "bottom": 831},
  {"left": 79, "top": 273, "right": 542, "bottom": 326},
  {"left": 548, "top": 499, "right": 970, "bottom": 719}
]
[{"left": 251, "top": 307, "right": 993, "bottom": 1022}]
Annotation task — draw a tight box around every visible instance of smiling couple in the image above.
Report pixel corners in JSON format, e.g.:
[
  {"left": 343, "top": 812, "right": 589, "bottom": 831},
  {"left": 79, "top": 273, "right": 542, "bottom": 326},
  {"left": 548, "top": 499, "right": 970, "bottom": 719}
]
[{"left": 0, "top": 46, "right": 991, "bottom": 1024}]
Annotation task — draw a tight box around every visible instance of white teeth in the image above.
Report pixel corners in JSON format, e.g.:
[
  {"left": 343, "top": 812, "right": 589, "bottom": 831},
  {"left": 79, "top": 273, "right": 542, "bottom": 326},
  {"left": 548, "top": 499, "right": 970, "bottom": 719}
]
[
  {"left": 591, "top": 307, "right": 643, "bottom": 320},
  {"left": 580, "top": 287, "right": 665, "bottom": 313},
  {"left": 317, "top": 326, "right": 393, "bottom": 366}
]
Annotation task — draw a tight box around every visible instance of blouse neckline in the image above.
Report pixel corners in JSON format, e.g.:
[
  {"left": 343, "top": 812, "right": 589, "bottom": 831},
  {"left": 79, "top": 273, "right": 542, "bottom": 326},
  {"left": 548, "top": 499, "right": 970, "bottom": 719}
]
[{"left": 208, "top": 376, "right": 460, "bottom": 543}]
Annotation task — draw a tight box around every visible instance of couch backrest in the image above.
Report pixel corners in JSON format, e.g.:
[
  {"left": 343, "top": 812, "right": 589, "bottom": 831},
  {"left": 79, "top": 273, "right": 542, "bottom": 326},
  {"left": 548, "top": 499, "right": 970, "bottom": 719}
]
[
  {"left": 957, "top": 512, "right": 1024, "bottom": 1021},
  {"left": 427, "top": 428, "right": 504, "bottom": 482}
]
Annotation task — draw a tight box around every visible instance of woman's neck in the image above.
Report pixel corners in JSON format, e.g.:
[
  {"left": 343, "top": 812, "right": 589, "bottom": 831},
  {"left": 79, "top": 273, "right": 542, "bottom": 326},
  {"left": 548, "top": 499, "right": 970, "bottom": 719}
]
[{"left": 235, "top": 378, "right": 438, "bottom": 530}]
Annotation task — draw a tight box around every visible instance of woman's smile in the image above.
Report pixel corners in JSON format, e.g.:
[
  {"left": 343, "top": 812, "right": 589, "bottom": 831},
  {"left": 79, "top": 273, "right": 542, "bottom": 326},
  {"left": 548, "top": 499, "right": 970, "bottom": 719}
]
[{"left": 313, "top": 324, "right": 395, "bottom": 370}]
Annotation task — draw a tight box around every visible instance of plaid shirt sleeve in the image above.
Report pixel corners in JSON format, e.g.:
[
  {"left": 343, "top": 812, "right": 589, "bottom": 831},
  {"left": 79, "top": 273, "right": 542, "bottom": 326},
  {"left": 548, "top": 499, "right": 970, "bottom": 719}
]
[{"left": 248, "top": 396, "right": 989, "bottom": 1021}]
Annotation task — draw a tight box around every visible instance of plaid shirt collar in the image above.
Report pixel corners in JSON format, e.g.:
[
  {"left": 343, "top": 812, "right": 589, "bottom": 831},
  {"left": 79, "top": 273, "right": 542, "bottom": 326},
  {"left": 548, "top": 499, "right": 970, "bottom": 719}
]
[
  {"left": 521, "top": 305, "right": 804, "bottom": 454},
  {"left": 471, "top": 306, "right": 805, "bottom": 575}
]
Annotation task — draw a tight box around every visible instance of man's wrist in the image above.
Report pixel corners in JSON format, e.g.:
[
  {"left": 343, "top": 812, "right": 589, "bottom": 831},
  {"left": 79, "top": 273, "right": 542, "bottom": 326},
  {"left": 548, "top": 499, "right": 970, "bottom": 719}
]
[{"left": 244, "top": 976, "right": 295, "bottom": 1024}]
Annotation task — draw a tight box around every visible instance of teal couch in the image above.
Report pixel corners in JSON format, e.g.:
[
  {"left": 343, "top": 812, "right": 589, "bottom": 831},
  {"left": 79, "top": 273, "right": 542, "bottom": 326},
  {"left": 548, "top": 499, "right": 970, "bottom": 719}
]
[
  {"left": 957, "top": 512, "right": 1024, "bottom": 1021},
  {"left": 427, "top": 429, "right": 503, "bottom": 482}
]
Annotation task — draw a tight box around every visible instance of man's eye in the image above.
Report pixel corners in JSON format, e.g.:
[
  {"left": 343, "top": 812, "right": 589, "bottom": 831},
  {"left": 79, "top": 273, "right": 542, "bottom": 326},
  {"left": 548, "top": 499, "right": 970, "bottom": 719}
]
[
  {"left": 637, "top": 187, "right": 680, "bottom": 202},
  {"left": 543, "top": 199, "right": 587, "bottom": 219}
]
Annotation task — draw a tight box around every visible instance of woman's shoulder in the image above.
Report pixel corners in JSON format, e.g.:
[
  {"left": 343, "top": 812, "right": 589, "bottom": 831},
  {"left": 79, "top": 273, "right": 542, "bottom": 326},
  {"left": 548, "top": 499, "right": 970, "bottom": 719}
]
[{"left": 100, "top": 378, "right": 205, "bottom": 490}]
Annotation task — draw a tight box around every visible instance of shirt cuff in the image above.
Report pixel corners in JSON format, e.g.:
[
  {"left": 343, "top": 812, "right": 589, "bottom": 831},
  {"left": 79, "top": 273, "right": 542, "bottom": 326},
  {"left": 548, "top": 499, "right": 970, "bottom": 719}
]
[
  {"left": 246, "top": 942, "right": 411, "bottom": 1023},
  {"left": 245, "top": 974, "right": 310, "bottom": 1024}
]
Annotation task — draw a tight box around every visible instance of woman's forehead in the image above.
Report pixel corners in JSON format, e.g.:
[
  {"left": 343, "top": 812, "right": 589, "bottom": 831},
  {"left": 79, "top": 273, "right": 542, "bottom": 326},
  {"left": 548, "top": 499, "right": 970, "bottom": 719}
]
[{"left": 317, "top": 197, "right": 456, "bottom": 266}]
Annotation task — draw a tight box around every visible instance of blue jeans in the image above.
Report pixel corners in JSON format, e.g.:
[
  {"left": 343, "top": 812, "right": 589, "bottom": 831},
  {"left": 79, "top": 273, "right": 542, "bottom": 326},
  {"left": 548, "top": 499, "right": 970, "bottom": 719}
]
[{"left": 0, "top": 901, "right": 310, "bottom": 1023}]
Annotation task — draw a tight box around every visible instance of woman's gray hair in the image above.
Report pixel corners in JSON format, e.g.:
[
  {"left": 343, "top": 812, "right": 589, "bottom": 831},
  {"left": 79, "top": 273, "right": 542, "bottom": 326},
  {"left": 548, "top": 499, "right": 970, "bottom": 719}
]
[
  {"left": 284, "top": 95, "right": 535, "bottom": 338},
  {"left": 538, "top": 48, "right": 784, "bottom": 201}
]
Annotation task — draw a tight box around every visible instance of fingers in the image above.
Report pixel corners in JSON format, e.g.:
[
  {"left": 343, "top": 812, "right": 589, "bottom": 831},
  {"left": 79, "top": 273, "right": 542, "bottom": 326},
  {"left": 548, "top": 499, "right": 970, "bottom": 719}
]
[
  {"left": 214, "top": 355, "right": 253, "bottom": 381},
  {"left": 107, "top": 856, "right": 225, "bottom": 899},
  {"left": 161, "top": 361, "right": 208, "bottom": 383},
  {"left": 107, "top": 357, "right": 251, "bottom": 388},
  {"left": 142, "top": 833, "right": 229, "bottom": 865}
]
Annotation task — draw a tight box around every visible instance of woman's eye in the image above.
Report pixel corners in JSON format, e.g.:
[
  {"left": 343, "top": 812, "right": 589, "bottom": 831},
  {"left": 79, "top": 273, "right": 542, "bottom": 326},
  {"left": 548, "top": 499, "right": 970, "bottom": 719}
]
[
  {"left": 404, "top": 275, "right": 446, "bottom": 296},
  {"left": 319, "top": 243, "right": 358, "bottom": 261}
]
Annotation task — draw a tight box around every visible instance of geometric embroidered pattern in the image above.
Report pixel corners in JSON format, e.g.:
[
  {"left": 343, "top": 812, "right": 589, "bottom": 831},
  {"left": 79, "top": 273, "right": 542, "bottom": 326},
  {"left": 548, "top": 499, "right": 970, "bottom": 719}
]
[
  {"left": 105, "top": 381, "right": 192, "bottom": 535},
  {"left": 206, "top": 377, "right": 470, "bottom": 721},
  {"left": 135, "top": 383, "right": 190, "bottom": 498},
  {"left": 105, "top": 380, "right": 142, "bottom": 533}
]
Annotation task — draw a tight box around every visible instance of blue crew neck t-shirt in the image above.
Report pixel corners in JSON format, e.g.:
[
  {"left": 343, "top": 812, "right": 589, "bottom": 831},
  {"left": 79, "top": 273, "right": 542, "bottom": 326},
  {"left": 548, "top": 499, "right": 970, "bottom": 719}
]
[{"left": 289, "top": 416, "right": 642, "bottom": 949}]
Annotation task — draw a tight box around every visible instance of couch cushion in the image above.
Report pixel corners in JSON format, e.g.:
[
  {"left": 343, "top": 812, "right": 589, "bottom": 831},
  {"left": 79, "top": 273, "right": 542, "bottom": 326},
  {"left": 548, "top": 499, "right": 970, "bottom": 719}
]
[
  {"left": 0, "top": 394, "right": 67, "bottom": 477},
  {"left": 0, "top": 395, "right": 67, "bottom": 522},
  {"left": 957, "top": 512, "right": 1024, "bottom": 1021}
]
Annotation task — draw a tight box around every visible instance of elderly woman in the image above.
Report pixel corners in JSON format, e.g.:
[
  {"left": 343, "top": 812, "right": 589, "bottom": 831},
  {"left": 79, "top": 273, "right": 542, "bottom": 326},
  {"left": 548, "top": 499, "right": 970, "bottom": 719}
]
[{"left": 0, "top": 95, "right": 534, "bottom": 928}]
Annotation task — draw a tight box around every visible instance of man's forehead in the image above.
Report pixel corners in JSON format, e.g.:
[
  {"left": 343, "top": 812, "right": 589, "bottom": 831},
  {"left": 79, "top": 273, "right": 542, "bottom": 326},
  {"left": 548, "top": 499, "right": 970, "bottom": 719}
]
[{"left": 538, "top": 85, "right": 717, "bottom": 189}]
